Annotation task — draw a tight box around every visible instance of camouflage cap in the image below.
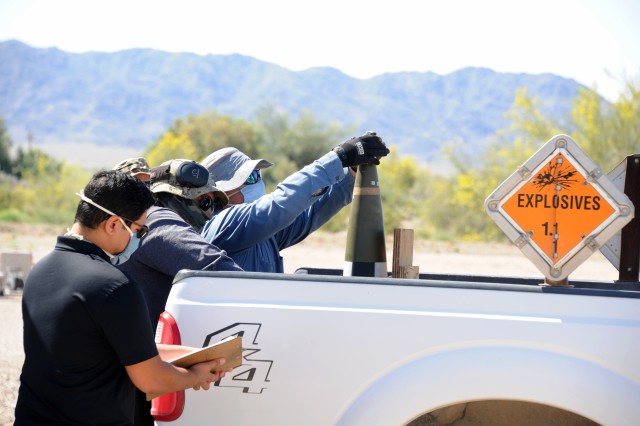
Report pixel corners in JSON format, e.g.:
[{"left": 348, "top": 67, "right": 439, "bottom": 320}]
[
  {"left": 112, "top": 157, "right": 151, "bottom": 176},
  {"left": 150, "top": 159, "right": 228, "bottom": 205}
]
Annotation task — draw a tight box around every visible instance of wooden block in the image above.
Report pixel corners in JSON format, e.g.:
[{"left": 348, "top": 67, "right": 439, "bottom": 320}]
[{"left": 393, "top": 229, "right": 418, "bottom": 278}]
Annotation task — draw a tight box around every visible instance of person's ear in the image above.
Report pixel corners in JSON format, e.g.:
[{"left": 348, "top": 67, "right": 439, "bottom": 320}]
[{"left": 103, "top": 216, "right": 121, "bottom": 236}]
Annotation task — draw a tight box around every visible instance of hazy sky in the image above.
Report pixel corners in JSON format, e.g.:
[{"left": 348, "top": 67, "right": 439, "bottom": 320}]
[{"left": 1, "top": 0, "right": 638, "bottom": 102}]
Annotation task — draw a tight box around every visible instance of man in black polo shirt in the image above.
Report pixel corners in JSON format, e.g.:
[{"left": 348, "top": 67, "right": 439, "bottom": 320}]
[{"left": 15, "top": 170, "right": 229, "bottom": 425}]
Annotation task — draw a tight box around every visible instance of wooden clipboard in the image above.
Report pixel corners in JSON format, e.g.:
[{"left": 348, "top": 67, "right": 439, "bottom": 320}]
[{"left": 147, "top": 335, "right": 243, "bottom": 400}]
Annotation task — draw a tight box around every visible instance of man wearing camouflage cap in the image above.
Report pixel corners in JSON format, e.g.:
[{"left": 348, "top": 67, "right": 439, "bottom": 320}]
[
  {"left": 116, "top": 158, "right": 239, "bottom": 330},
  {"left": 115, "top": 159, "right": 241, "bottom": 426},
  {"left": 150, "top": 158, "right": 229, "bottom": 232},
  {"left": 112, "top": 157, "right": 152, "bottom": 183}
]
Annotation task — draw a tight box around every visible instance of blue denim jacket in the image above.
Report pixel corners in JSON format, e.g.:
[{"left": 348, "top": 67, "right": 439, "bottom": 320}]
[{"left": 201, "top": 151, "right": 354, "bottom": 272}]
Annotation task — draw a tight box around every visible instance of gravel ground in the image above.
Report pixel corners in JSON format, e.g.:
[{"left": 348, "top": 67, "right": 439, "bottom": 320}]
[{"left": 0, "top": 295, "right": 22, "bottom": 426}]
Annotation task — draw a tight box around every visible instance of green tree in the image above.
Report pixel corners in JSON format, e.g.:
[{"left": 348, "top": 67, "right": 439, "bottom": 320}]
[
  {"left": 569, "top": 80, "right": 640, "bottom": 171},
  {"left": 12, "top": 147, "right": 63, "bottom": 180},
  {"left": 421, "top": 89, "right": 559, "bottom": 241},
  {"left": 148, "top": 107, "right": 353, "bottom": 192},
  {"left": 36, "top": 163, "right": 91, "bottom": 223},
  {"left": 253, "top": 105, "right": 352, "bottom": 186},
  {"left": 0, "top": 116, "right": 12, "bottom": 174},
  {"left": 156, "top": 111, "right": 260, "bottom": 162},
  {"left": 0, "top": 172, "right": 20, "bottom": 221},
  {"left": 1, "top": 149, "right": 88, "bottom": 223},
  {"left": 146, "top": 133, "right": 198, "bottom": 167},
  {"left": 424, "top": 76, "right": 640, "bottom": 242},
  {"left": 377, "top": 147, "right": 425, "bottom": 233}
]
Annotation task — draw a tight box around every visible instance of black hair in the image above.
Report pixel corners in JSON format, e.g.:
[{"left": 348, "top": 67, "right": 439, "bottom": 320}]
[{"left": 75, "top": 170, "right": 155, "bottom": 229}]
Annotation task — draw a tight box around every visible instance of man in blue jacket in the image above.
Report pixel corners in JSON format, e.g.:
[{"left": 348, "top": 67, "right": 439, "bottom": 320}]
[{"left": 199, "top": 132, "right": 389, "bottom": 272}]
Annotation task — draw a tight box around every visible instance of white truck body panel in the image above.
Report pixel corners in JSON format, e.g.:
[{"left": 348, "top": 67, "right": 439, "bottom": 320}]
[{"left": 158, "top": 270, "right": 640, "bottom": 426}]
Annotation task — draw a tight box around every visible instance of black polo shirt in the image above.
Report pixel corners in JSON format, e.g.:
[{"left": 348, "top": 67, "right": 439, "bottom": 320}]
[{"left": 15, "top": 236, "right": 159, "bottom": 425}]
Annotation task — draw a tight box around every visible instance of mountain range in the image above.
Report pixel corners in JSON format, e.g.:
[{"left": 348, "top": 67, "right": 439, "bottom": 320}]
[{"left": 0, "top": 40, "right": 585, "bottom": 168}]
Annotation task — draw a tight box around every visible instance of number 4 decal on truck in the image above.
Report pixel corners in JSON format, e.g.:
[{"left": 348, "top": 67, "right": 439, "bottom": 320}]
[{"left": 204, "top": 322, "right": 273, "bottom": 394}]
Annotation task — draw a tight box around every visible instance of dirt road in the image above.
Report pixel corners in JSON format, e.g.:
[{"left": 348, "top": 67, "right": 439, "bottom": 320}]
[{"left": 0, "top": 296, "right": 22, "bottom": 425}]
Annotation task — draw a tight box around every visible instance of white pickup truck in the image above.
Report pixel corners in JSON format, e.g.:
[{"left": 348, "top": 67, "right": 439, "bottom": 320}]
[
  {"left": 153, "top": 268, "right": 640, "bottom": 426},
  {"left": 153, "top": 136, "right": 639, "bottom": 425}
]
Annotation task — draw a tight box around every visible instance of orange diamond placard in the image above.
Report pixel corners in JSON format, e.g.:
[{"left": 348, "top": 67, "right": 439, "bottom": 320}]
[
  {"left": 501, "top": 152, "right": 615, "bottom": 264},
  {"left": 486, "top": 135, "right": 634, "bottom": 281}
]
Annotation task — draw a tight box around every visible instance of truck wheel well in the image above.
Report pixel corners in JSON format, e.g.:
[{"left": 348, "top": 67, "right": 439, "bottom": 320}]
[{"left": 408, "top": 400, "right": 600, "bottom": 426}]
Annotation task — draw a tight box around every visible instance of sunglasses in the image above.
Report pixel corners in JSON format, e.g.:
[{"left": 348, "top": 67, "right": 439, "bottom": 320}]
[
  {"left": 121, "top": 218, "right": 149, "bottom": 239},
  {"left": 75, "top": 191, "right": 149, "bottom": 238},
  {"left": 245, "top": 170, "right": 261, "bottom": 185},
  {"left": 198, "top": 194, "right": 213, "bottom": 211}
]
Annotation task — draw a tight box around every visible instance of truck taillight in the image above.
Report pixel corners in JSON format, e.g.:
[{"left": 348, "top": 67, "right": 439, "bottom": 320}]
[{"left": 151, "top": 311, "right": 185, "bottom": 422}]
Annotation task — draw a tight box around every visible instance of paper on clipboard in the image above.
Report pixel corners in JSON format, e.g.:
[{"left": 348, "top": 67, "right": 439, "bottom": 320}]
[{"left": 146, "top": 335, "right": 243, "bottom": 400}]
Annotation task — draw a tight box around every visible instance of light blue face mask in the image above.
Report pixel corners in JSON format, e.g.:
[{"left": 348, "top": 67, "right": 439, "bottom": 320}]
[
  {"left": 229, "top": 180, "right": 266, "bottom": 205},
  {"left": 110, "top": 219, "right": 141, "bottom": 266},
  {"left": 74, "top": 191, "right": 145, "bottom": 265}
]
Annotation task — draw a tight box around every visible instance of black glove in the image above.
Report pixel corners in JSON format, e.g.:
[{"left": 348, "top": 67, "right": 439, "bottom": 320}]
[{"left": 332, "top": 131, "right": 390, "bottom": 168}]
